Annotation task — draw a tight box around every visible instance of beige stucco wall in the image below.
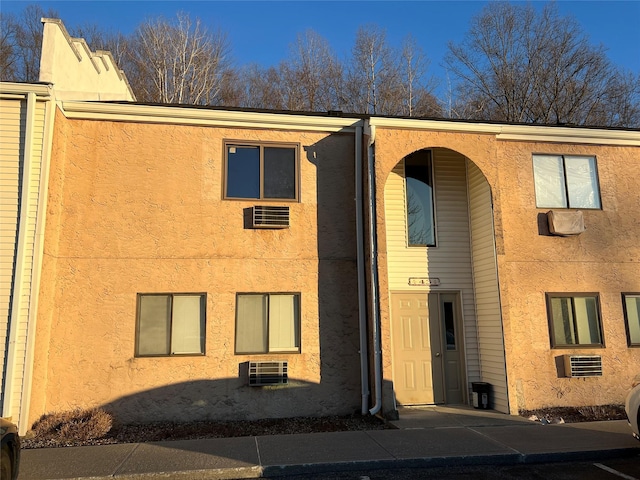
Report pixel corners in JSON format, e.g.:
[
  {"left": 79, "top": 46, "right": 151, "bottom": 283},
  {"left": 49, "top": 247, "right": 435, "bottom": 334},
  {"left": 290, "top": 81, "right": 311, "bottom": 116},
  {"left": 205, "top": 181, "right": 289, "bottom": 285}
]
[
  {"left": 496, "top": 141, "right": 640, "bottom": 412},
  {"left": 29, "top": 109, "right": 361, "bottom": 425},
  {"left": 373, "top": 127, "right": 640, "bottom": 415},
  {"left": 28, "top": 112, "right": 639, "bottom": 425}
]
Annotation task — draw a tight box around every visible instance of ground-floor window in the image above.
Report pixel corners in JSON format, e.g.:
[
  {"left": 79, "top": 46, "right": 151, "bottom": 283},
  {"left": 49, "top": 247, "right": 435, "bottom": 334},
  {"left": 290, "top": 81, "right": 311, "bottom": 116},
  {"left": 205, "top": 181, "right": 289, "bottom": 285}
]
[
  {"left": 136, "top": 293, "right": 206, "bottom": 356},
  {"left": 546, "top": 293, "right": 603, "bottom": 347},
  {"left": 623, "top": 293, "right": 640, "bottom": 347},
  {"left": 235, "top": 293, "right": 301, "bottom": 354}
]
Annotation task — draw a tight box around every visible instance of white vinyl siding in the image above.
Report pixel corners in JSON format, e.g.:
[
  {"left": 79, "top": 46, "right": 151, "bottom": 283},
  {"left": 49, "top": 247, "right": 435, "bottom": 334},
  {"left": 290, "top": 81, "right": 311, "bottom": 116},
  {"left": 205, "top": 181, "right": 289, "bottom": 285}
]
[
  {"left": 384, "top": 148, "right": 480, "bottom": 392},
  {"left": 0, "top": 96, "right": 47, "bottom": 421},
  {"left": 467, "top": 160, "right": 509, "bottom": 413}
]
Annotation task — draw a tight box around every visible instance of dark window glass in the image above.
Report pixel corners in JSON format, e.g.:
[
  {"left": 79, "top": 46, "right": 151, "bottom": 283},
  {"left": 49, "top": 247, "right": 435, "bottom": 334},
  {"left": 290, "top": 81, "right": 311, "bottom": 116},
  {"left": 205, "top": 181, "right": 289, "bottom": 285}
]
[
  {"left": 225, "top": 144, "right": 297, "bottom": 200},
  {"left": 405, "top": 151, "right": 435, "bottom": 246},
  {"left": 548, "top": 295, "right": 602, "bottom": 347},
  {"left": 623, "top": 294, "right": 640, "bottom": 346},
  {"left": 264, "top": 147, "right": 296, "bottom": 199},
  {"left": 443, "top": 301, "right": 456, "bottom": 350},
  {"left": 227, "top": 146, "right": 260, "bottom": 199}
]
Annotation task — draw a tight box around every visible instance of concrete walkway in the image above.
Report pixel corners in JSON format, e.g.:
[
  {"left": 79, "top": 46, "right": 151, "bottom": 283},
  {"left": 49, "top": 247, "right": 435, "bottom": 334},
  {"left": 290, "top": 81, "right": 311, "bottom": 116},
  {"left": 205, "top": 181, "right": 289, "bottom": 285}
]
[{"left": 19, "top": 406, "right": 640, "bottom": 480}]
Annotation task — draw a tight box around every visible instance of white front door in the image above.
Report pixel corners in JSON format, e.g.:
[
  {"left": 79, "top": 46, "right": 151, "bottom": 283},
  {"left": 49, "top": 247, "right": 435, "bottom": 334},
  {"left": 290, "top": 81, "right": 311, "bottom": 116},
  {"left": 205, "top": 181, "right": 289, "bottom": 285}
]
[{"left": 391, "top": 292, "right": 466, "bottom": 405}]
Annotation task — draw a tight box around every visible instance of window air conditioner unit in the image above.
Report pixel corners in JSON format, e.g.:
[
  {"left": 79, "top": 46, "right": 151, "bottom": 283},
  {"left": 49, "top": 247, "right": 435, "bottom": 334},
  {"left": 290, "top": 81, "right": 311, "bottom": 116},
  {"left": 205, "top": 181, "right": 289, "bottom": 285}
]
[
  {"left": 252, "top": 206, "right": 290, "bottom": 229},
  {"left": 547, "top": 210, "right": 585, "bottom": 236},
  {"left": 563, "top": 355, "right": 602, "bottom": 378},
  {"left": 248, "top": 361, "right": 288, "bottom": 386}
]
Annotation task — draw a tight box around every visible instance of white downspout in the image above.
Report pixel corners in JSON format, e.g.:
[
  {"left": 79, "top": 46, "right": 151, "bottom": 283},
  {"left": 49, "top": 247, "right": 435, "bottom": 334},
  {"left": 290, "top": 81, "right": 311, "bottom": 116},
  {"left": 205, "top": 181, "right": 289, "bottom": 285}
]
[
  {"left": 365, "top": 121, "right": 382, "bottom": 415},
  {"left": 355, "top": 124, "right": 370, "bottom": 414}
]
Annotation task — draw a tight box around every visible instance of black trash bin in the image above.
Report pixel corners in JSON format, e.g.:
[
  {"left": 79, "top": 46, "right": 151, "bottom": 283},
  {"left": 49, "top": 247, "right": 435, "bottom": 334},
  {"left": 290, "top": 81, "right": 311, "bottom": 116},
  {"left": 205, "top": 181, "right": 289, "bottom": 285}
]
[{"left": 471, "top": 382, "right": 491, "bottom": 409}]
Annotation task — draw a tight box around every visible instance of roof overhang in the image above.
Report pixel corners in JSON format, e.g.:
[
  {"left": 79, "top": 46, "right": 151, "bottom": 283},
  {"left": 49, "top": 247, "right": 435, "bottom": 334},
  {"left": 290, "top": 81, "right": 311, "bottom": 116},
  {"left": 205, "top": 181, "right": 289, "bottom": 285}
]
[
  {"left": 0, "top": 82, "right": 53, "bottom": 100},
  {"left": 368, "top": 117, "right": 640, "bottom": 147},
  {"left": 51, "top": 99, "right": 640, "bottom": 146},
  {"left": 59, "top": 101, "right": 364, "bottom": 133}
]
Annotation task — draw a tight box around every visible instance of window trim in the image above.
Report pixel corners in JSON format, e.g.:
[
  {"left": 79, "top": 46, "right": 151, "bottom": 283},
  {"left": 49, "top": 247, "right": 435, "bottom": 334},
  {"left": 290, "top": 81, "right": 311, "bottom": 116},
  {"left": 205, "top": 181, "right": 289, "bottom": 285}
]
[
  {"left": 404, "top": 149, "right": 437, "bottom": 248},
  {"left": 223, "top": 140, "right": 300, "bottom": 202},
  {"left": 622, "top": 292, "right": 640, "bottom": 347},
  {"left": 532, "top": 153, "right": 602, "bottom": 210},
  {"left": 135, "top": 292, "right": 207, "bottom": 357},
  {"left": 545, "top": 292, "right": 604, "bottom": 349},
  {"left": 234, "top": 292, "right": 301, "bottom": 355}
]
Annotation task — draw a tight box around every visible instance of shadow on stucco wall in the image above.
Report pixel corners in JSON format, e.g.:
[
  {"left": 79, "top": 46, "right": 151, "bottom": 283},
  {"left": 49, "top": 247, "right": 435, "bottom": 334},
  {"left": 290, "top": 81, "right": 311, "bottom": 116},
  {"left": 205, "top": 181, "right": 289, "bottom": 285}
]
[
  {"left": 101, "top": 377, "right": 324, "bottom": 423},
  {"left": 99, "top": 135, "right": 364, "bottom": 425},
  {"left": 304, "top": 136, "right": 362, "bottom": 416}
]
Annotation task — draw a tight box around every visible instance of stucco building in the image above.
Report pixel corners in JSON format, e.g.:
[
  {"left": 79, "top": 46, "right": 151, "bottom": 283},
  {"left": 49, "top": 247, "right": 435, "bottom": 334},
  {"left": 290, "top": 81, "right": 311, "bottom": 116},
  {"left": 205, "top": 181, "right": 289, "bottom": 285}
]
[
  {"left": 0, "top": 18, "right": 134, "bottom": 433},
  {"left": 2, "top": 19, "right": 639, "bottom": 434}
]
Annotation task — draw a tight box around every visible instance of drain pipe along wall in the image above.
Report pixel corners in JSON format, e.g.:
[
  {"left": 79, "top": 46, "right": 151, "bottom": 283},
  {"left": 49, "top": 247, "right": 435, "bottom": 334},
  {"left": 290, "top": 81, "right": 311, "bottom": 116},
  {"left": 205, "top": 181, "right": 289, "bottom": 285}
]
[
  {"left": 355, "top": 124, "right": 370, "bottom": 415},
  {"left": 365, "top": 121, "right": 382, "bottom": 416}
]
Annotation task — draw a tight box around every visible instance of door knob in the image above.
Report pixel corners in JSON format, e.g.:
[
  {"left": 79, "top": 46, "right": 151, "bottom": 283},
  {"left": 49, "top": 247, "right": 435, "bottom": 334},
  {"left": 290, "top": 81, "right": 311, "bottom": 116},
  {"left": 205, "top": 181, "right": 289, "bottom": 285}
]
[{"left": 435, "top": 352, "right": 441, "bottom": 357}]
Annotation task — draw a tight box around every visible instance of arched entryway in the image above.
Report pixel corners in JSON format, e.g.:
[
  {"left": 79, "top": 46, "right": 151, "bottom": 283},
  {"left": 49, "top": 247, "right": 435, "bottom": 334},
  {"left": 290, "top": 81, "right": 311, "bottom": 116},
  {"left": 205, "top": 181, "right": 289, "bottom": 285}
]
[{"left": 383, "top": 146, "right": 508, "bottom": 412}]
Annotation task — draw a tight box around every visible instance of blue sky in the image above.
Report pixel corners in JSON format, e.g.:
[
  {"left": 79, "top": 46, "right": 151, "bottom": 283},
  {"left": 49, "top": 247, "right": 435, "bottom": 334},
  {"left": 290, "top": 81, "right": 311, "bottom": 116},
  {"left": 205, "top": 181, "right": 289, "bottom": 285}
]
[{"left": 4, "top": 0, "right": 640, "bottom": 84}]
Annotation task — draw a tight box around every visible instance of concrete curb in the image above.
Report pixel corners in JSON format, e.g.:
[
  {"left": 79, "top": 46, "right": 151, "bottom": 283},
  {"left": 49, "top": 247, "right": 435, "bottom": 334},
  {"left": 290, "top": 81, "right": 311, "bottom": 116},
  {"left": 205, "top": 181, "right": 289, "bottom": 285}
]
[
  {"left": 49, "top": 448, "right": 638, "bottom": 480},
  {"left": 259, "top": 448, "right": 640, "bottom": 477},
  {"left": 40, "top": 466, "right": 263, "bottom": 480}
]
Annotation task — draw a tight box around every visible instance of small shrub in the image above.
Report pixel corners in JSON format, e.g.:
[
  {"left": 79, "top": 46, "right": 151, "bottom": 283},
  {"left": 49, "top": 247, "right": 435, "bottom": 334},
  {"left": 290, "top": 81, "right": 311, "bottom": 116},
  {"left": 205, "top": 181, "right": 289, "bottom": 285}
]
[{"left": 31, "top": 408, "right": 113, "bottom": 445}]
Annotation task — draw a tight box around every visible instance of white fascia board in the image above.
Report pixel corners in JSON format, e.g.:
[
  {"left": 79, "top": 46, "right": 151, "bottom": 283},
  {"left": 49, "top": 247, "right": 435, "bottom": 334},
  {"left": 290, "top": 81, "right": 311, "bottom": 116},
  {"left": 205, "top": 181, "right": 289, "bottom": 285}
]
[
  {"left": 495, "top": 126, "right": 640, "bottom": 146},
  {"left": 368, "top": 117, "right": 503, "bottom": 134},
  {"left": 368, "top": 117, "right": 640, "bottom": 147},
  {"left": 59, "top": 101, "right": 363, "bottom": 133},
  {"left": 0, "top": 82, "right": 53, "bottom": 99}
]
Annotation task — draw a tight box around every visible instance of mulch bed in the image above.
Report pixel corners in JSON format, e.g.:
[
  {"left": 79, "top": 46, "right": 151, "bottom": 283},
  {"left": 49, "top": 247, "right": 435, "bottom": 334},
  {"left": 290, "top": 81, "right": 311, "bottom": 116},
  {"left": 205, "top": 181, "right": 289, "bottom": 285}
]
[
  {"left": 22, "top": 414, "right": 392, "bottom": 449},
  {"left": 519, "top": 404, "right": 627, "bottom": 424},
  {"left": 23, "top": 405, "right": 628, "bottom": 449}
]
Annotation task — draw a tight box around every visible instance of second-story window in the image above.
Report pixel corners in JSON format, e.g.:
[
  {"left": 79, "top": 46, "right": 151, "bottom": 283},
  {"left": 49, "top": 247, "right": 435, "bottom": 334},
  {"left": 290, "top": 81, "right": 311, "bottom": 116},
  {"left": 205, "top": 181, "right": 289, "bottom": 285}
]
[
  {"left": 532, "top": 154, "right": 601, "bottom": 209},
  {"left": 225, "top": 143, "right": 298, "bottom": 200},
  {"left": 405, "top": 150, "right": 436, "bottom": 246}
]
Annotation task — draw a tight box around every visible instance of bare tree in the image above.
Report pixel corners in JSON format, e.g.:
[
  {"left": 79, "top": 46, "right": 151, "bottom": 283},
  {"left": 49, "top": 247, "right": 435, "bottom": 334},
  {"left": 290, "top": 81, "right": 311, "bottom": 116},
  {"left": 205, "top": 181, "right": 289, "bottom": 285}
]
[
  {"left": 127, "top": 12, "right": 230, "bottom": 105},
  {"left": 346, "top": 25, "right": 401, "bottom": 115},
  {"left": 281, "top": 29, "right": 344, "bottom": 112},
  {"left": 0, "top": 5, "right": 59, "bottom": 82},
  {"left": 0, "top": 12, "right": 18, "bottom": 81},
  {"left": 236, "top": 31, "right": 344, "bottom": 113},
  {"left": 215, "top": 69, "right": 246, "bottom": 108},
  {"left": 445, "top": 2, "right": 639, "bottom": 127},
  {"left": 413, "top": 89, "right": 443, "bottom": 118},
  {"left": 235, "top": 64, "right": 286, "bottom": 110},
  {"left": 399, "top": 35, "right": 425, "bottom": 116},
  {"left": 399, "top": 34, "right": 442, "bottom": 117},
  {"left": 600, "top": 70, "right": 640, "bottom": 128}
]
